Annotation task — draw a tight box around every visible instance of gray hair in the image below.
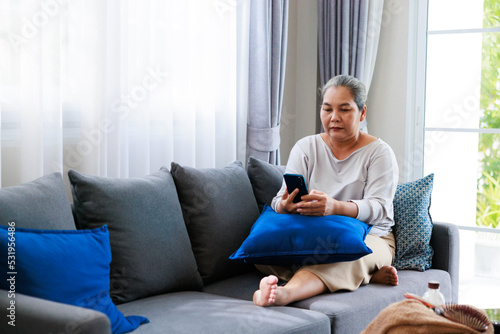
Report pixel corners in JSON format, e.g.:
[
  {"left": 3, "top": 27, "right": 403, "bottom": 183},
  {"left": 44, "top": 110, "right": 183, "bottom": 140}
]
[{"left": 321, "top": 74, "right": 367, "bottom": 111}]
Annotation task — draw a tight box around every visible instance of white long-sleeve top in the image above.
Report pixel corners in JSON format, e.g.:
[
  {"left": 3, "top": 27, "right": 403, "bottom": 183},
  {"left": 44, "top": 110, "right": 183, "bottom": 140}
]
[{"left": 271, "top": 135, "right": 399, "bottom": 237}]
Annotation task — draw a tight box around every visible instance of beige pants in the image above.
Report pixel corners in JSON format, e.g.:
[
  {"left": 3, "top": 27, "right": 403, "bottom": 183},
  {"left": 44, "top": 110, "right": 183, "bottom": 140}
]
[{"left": 255, "top": 232, "right": 396, "bottom": 292}]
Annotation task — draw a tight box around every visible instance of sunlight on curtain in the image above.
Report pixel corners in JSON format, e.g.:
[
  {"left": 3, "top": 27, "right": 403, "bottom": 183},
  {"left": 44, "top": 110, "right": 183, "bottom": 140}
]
[{"left": 0, "top": 0, "right": 237, "bottom": 187}]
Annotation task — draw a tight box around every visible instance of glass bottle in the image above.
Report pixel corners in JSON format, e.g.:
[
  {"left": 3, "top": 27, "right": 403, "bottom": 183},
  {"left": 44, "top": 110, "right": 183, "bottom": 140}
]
[{"left": 422, "top": 280, "right": 446, "bottom": 306}]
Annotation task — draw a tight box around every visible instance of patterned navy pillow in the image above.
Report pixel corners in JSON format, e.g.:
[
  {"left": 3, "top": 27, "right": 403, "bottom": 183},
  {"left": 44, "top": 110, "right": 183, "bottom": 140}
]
[{"left": 393, "top": 174, "right": 434, "bottom": 271}]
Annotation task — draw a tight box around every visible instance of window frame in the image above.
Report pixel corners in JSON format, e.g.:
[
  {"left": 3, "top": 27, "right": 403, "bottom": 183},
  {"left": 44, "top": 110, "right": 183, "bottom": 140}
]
[
  {"left": 410, "top": 0, "right": 500, "bottom": 235},
  {"left": 406, "top": 0, "right": 428, "bottom": 184}
]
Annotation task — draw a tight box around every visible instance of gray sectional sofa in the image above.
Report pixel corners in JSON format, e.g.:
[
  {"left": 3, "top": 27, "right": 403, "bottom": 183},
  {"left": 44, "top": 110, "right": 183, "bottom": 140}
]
[{"left": 0, "top": 157, "right": 459, "bottom": 334}]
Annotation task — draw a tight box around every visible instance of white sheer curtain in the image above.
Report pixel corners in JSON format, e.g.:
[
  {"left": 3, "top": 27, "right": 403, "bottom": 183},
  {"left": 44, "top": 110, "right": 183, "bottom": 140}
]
[
  {"left": 360, "top": 0, "right": 384, "bottom": 94},
  {"left": 0, "top": 0, "right": 237, "bottom": 188}
]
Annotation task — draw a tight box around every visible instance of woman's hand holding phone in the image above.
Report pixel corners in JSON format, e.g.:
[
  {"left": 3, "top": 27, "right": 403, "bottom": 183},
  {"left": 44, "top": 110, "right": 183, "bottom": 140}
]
[
  {"left": 283, "top": 174, "right": 309, "bottom": 203},
  {"left": 278, "top": 174, "right": 308, "bottom": 214},
  {"left": 277, "top": 188, "right": 300, "bottom": 214}
]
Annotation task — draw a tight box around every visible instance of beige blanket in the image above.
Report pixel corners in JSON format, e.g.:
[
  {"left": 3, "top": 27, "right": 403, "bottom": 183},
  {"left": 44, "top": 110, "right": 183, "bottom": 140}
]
[{"left": 362, "top": 300, "right": 494, "bottom": 334}]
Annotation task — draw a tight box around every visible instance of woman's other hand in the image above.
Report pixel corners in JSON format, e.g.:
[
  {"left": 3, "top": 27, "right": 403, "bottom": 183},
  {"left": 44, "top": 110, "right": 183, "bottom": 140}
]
[
  {"left": 296, "top": 190, "right": 359, "bottom": 218},
  {"left": 295, "top": 190, "right": 335, "bottom": 216}
]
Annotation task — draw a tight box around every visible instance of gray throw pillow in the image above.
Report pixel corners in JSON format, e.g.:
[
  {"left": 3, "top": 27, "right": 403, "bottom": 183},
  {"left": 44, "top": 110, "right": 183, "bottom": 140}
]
[
  {"left": 170, "top": 161, "right": 260, "bottom": 284},
  {"left": 68, "top": 168, "right": 203, "bottom": 304},
  {"left": 246, "top": 156, "right": 286, "bottom": 212},
  {"left": 0, "top": 173, "right": 75, "bottom": 230}
]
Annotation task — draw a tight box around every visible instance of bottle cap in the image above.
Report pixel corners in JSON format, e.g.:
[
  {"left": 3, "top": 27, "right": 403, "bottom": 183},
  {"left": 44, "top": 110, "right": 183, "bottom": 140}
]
[{"left": 428, "top": 280, "right": 440, "bottom": 289}]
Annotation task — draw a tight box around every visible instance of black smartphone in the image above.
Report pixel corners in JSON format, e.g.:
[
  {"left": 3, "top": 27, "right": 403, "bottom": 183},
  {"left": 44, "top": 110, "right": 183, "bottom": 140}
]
[{"left": 283, "top": 173, "right": 309, "bottom": 203}]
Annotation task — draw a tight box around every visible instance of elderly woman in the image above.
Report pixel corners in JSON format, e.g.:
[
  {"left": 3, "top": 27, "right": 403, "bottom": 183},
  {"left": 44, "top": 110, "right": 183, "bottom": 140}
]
[{"left": 253, "top": 74, "right": 399, "bottom": 307}]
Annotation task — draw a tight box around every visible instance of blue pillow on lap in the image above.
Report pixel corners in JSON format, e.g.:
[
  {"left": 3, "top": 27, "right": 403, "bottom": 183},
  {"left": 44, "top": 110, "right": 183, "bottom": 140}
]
[
  {"left": 0, "top": 225, "right": 149, "bottom": 334},
  {"left": 230, "top": 205, "right": 372, "bottom": 266}
]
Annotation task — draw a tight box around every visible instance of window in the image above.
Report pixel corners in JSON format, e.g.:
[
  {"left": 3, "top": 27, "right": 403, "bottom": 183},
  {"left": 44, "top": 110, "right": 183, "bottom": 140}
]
[{"left": 416, "top": 0, "right": 500, "bottom": 308}]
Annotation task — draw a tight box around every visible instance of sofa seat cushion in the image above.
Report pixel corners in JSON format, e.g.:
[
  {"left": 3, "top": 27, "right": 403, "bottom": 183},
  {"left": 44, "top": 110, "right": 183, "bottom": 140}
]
[
  {"left": 204, "top": 269, "right": 451, "bottom": 333},
  {"left": 203, "top": 270, "right": 266, "bottom": 301},
  {"left": 0, "top": 173, "right": 75, "bottom": 230},
  {"left": 291, "top": 269, "right": 452, "bottom": 333},
  {"left": 170, "top": 161, "right": 260, "bottom": 284},
  {"left": 117, "top": 291, "right": 330, "bottom": 334},
  {"left": 68, "top": 168, "right": 202, "bottom": 305}
]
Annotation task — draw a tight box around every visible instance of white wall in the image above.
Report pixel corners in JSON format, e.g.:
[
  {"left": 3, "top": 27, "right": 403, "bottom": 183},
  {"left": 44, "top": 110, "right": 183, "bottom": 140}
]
[
  {"left": 280, "top": 0, "right": 318, "bottom": 164},
  {"left": 367, "top": 0, "right": 410, "bottom": 182},
  {"left": 281, "top": 0, "right": 411, "bottom": 176}
]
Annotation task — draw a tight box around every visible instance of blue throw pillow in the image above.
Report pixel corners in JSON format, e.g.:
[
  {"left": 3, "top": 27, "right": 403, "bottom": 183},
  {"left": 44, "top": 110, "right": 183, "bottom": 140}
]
[
  {"left": 229, "top": 205, "right": 372, "bottom": 266},
  {"left": 0, "top": 225, "right": 149, "bottom": 334},
  {"left": 393, "top": 174, "right": 435, "bottom": 271}
]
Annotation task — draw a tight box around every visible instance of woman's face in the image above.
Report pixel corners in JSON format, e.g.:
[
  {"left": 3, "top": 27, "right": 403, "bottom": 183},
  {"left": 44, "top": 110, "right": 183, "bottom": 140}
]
[{"left": 320, "top": 86, "right": 366, "bottom": 143}]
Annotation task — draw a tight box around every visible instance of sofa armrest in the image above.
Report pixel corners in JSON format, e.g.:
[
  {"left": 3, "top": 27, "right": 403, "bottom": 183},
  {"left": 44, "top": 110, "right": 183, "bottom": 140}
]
[
  {"left": 429, "top": 221, "right": 460, "bottom": 303},
  {"left": 0, "top": 290, "right": 111, "bottom": 334}
]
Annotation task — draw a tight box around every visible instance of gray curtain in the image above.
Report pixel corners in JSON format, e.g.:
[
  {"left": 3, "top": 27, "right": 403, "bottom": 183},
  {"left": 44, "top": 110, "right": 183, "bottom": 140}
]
[
  {"left": 318, "top": 0, "right": 384, "bottom": 132},
  {"left": 246, "top": 0, "right": 289, "bottom": 165}
]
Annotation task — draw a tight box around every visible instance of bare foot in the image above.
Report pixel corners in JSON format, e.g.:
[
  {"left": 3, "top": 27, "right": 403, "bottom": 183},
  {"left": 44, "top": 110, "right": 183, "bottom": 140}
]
[
  {"left": 370, "top": 266, "right": 398, "bottom": 286},
  {"left": 253, "top": 275, "right": 278, "bottom": 306}
]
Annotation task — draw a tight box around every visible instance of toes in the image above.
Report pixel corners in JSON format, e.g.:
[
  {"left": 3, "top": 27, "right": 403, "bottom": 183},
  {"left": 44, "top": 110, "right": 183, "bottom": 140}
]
[
  {"left": 255, "top": 275, "right": 279, "bottom": 306},
  {"left": 266, "top": 275, "right": 279, "bottom": 285},
  {"left": 268, "top": 292, "right": 276, "bottom": 304},
  {"left": 388, "top": 266, "right": 399, "bottom": 285},
  {"left": 370, "top": 266, "right": 399, "bottom": 285},
  {"left": 260, "top": 275, "right": 277, "bottom": 290}
]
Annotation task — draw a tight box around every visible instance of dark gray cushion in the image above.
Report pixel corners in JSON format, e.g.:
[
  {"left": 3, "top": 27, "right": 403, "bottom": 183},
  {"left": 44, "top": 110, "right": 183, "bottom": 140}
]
[
  {"left": 246, "top": 156, "right": 286, "bottom": 212},
  {"left": 170, "top": 161, "right": 260, "bottom": 284},
  {"left": 0, "top": 173, "right": 75, "bottom": 230},
  {"left": 68, "top": 168, "right": 203, "bottom": 304}
]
